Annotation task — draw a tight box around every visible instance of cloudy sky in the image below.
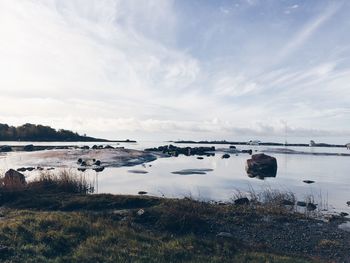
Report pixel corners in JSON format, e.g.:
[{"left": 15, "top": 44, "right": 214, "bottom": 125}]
[{"left": 1, "top": 0, "right": 350, "bottom": 142}]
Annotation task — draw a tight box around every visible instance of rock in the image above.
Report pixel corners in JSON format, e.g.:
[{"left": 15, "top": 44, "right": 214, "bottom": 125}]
[
  {"left": 104, "top": 145, "right": 114, "bottom": 149},
  {"left": 242, "top": 149, "right": 253, "bottom": 155},
  {"left": 137, "top": 209, "right": 145, "bottom": 216},
  {"left": 26, "top": 167, "right": 35, "bottom": 171},
  {"left": 77, "top": 158, "right": 83, "bottom": 164},
  {"left": 17, "top": 167, "right": 27, "bottom": 172},
  {"left": 347, "top": 201, "right": 350, "bottom": 206},
  {"left": 77, "top": 168, "right": 86, "bottom": 172},
  {"left": 234, "top": 197, "right": 249, "bottom": 205},
  {"left": 93, "top": 167, "right": 105, "bottom": 172},
  {"left": 4, "top": 169, "right": 26, "bottom": 187},
  {"left": 297, "top": 201, "right": 307, "bottom": 207},
  {"left": 197, "top": 156, "right": 204, "bottom": 160},
  {"left": 307, "top": 203, "right": 317, "bottom": 211},
  {"left": 340, "top": 212, "right": 349, "bottom": 217},
  {"left": 303, "top": 180, "right": 315, "bottom": 184},
  {"left": 47, "top": 167, "right": 55, "bottom": 170},
  {"left": 245, "top": 153, "right": 277, "bottom": 178},
  {"left": 94, "top": 160, "right": 101, "bottom": 166},
  {"left": 92, "top": 145, "right": 98, "bottom": 149},
  {"left": 222, "top": 153, "right": 230, "bottom": 159},
  {"left": 229, "top": 145, "right": 236, "bottom": 149},
  {"left": 81, "top": 146, "right": 90, "bottom": 150},
  {"left": 0, "top": 145, "right": 12, "bottom": 152},
  {"left": 138, "top": 191, "right": 148, "bottom": 195},
  {"left": 37, "top": 167, "right": 44, "bottom": 171},
  {"left": 282, "top": 199, "right": 295, "bottom": 206},
  {"left": 81, "top": 161, "right": 87, "bottom": 166},
  {"left": 217, "top": 232, "right": 234, "bottom": 239},
  {"left": 23, "top": 144, "right": 34, "bottom": 151}
]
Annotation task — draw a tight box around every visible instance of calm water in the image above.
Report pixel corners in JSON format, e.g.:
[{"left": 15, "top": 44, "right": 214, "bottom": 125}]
[{"left": 1, "top": 141, "right": 349, "bottom": 214}]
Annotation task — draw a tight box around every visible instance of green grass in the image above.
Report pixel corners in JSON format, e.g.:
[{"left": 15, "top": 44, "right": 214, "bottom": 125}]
[{"left": 0, "top": 210, "right": 311, "bottom": 263}]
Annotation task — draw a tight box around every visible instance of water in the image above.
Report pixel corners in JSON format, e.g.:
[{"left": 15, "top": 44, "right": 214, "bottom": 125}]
[{"left": 0, "top": 141, "right": 349, "bottom": 214}]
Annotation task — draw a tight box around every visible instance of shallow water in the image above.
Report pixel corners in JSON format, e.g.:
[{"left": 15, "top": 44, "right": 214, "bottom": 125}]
[{"left": 0, "top": 141, "right": 349, "bottom": 214}]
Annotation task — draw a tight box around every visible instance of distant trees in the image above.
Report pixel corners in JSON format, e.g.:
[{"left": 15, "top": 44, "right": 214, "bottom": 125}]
[{"left": 0, "top": 123, "right": 100, "bottom": 141}]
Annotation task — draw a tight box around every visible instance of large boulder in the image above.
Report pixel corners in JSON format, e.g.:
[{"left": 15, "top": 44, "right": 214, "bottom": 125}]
[
  {"left": 3, "top": 169, "right": 26, "bottom": 189},
  {"left": 245, "top": 153, "right": 277, "bottom": 179}
]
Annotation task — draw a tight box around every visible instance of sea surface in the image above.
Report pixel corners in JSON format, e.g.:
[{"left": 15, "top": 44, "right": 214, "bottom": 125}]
[{"left": 0, "top": 141, "right": 349, "bottom": 214}]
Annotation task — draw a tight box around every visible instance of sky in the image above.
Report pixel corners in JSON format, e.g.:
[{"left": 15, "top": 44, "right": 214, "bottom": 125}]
[{"left": 0, "top": 0, "right": 350, "bottom": 143}]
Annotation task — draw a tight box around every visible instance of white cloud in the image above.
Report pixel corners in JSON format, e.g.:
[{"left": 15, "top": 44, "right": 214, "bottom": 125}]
[
  {"left": 278, "top": 2, "right": 341, "bottom": 62},
  {"left": 0, "top": 0, "right": 349, "bottom": 142}
]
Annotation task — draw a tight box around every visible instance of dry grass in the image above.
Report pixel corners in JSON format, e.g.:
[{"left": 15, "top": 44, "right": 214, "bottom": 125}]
[{"left": 0, "top": 170, "right": 93, "bottom": 194}]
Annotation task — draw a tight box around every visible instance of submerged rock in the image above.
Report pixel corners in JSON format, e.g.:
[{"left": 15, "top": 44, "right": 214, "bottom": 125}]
[
  {"left": 171, "top": 168, "right": 213, "bottom": 175},
  {"left": 128, "top": 170, "right": 148, "bottom": 174},
  {"left": 245, "top": 153, "right": 277, "bottom": 179},
  {"left": 138, "top": 191, "right": 148, "bottom": 195},
  {"left": 222, "top": 153, "right": 230, "bottom": 159},
  {"left": 303, "top": 180, "right": 315, "bottom": 184}
]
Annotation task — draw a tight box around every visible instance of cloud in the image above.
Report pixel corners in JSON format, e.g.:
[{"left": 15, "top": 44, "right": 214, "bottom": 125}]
[
  {"left": 278, "top": 2, "right": 342, "bottom": 62},
  {"left": 0, "top": 0, "right": 349, "bottom": 142}
]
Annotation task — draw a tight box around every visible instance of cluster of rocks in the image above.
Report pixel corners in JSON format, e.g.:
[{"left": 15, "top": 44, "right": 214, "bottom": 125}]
[
  {"left": 17, "top": 167, "right": 47, "bottom": 172},
  {"left": 77, "top": 158, "right": 104, "bottom": 172},
  {"left": 145, "top": 145, "right": 215, "bottom": 157},
  {"left": 80, "top": 145, "right": 117, "bottom": 150}
]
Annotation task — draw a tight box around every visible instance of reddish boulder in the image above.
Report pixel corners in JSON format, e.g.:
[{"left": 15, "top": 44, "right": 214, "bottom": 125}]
[{"left": 245, "top": 153, "right": 277, "bottom": 179}]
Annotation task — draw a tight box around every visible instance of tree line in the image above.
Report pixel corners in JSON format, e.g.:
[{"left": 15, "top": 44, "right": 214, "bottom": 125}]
[{"left": 0, "top": 123, "right": 102, "bottom": 141}]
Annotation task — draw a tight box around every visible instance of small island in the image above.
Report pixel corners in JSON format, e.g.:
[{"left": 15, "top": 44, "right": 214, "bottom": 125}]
[{"left": 0, "top": 123, "right": 135, "bottom": 143}]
